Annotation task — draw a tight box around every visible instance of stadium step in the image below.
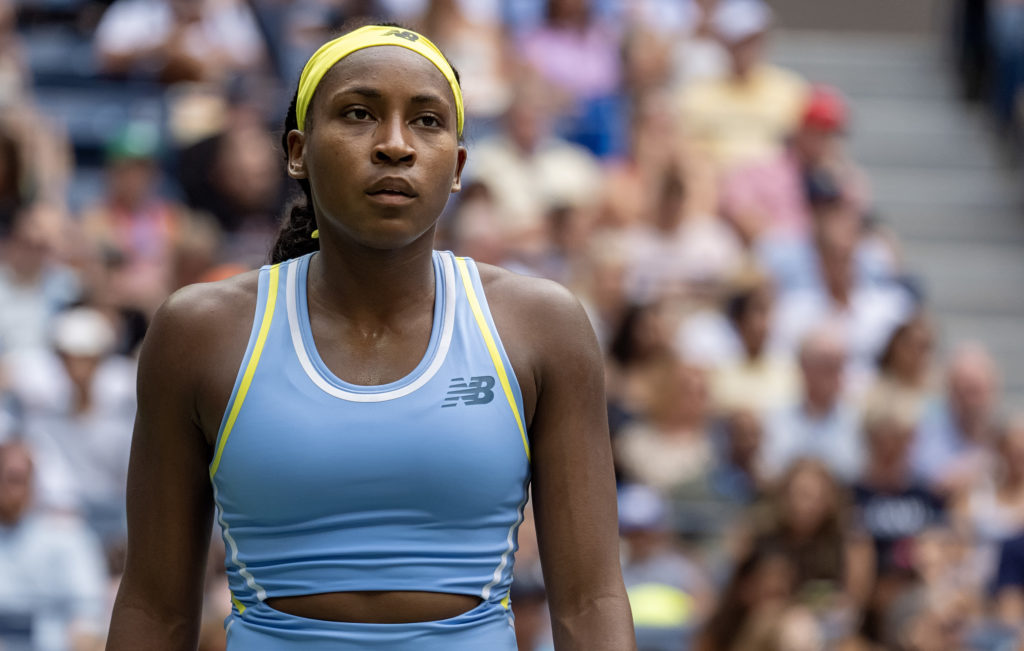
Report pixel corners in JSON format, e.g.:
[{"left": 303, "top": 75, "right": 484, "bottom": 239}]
[{"left": 770, "top": 30, "right": 1024, "bottom": 409}]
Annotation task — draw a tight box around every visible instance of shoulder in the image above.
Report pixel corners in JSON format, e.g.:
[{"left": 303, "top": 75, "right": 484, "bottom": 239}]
[
  {"left": 150, "top": 270, "right": 260, "bottom": 340},
  {"left": 139, "top": 269, "right": 261, "bottom": 379},
  {"left": 474, "top": 261, "right": 595, "bottom": 348}
]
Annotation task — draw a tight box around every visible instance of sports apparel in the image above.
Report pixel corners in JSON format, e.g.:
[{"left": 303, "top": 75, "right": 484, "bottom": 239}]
[{"left": 210, "top": 250, "right": 530, "bottom": 649}]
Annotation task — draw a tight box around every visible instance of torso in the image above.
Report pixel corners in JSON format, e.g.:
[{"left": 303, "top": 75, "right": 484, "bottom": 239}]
[{"left": 188, "top": 253, "right": 540, "bottom": 623}]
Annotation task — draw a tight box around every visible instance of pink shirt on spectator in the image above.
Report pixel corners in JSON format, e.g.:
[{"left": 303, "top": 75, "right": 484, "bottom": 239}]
[{"left": 518, "top": 23, "right": 621, "bottom": 100}]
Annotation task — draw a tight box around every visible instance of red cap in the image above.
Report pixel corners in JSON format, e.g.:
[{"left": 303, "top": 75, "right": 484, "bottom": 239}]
[{"left": 801, "top": 85, "right": 848, "bottom": 132}]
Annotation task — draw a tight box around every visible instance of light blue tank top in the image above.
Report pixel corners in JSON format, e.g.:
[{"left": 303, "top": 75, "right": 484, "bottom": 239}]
[{"left": 209, "top": 250, "right": 531, "bottom": 614}]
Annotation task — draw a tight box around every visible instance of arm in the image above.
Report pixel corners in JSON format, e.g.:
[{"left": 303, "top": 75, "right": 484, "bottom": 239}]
[
  {"left": 526, "top": 282, "right": 636, "bottom": 651},
  {"left": 106, "top": 290, "right": 218, "bottom": 650}
]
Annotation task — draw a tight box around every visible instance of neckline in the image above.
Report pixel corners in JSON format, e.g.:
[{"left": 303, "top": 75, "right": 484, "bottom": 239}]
[{"left": 285, "top": 251, "right": 456, "bottom": 402}]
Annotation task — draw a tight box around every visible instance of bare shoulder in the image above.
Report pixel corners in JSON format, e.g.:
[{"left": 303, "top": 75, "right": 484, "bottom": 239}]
[
  {"left": 152, "top": 270, "right": 261, "bottom": 340},
  {"left": 474, "top": 262, "right": 598, "bottom": 361},
  {"left": 138, "top": 270, "right": 262, "bottom": 440}
]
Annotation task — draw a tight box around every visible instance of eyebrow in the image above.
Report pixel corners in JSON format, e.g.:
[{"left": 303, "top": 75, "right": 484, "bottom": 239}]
[
  {"left": 332, "top": 87, "right": 449, "bottom": 107},
  {"left": 337, "top": 86, "right": 382, "bottom": 99}
]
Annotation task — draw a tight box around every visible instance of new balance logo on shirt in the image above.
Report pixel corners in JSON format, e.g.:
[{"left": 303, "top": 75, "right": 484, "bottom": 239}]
[{"left": 442, "top": 376, "right": 495, "bottom": 407}]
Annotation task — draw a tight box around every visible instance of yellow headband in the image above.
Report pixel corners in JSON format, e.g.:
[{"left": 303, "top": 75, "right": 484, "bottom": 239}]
[{"left": 296, "top": 25, "right": 464, "bottom": 137}]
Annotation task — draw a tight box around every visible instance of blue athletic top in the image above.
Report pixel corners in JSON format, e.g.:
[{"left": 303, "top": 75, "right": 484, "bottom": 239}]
[{"left": 209, "top": 250, "right": 532, "bottom": 614}]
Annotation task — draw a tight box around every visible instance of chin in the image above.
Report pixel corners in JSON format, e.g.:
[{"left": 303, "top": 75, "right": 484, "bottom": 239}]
[{"left": 347, "top": 220, "right": 437, "bottom": 252}]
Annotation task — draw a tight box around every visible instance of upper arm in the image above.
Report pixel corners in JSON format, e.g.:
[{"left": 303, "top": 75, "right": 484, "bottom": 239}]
[
  {"left": 108, "top": 288, "right": 222, "bottom": 645},
  {"left": 519, "top": 281, "right": 624, "bottom": 605}
]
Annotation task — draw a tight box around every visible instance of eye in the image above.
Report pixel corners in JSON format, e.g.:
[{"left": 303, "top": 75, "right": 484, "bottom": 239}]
[
  {"left": 414, "top": 115, "right": 442, "bottom": 128},
  {"left": 343, "top": 108, "right": 373, "bottom": 121}
]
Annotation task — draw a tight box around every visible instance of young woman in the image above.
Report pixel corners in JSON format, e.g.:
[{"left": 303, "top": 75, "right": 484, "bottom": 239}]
[{"left": 106, "top": 24, "right": 634, "bottom": 651}]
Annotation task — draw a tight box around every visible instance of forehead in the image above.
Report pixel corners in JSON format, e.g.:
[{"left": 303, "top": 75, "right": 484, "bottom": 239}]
[{"left": 313, "top": 46, "right": 456, "bottom": 111}]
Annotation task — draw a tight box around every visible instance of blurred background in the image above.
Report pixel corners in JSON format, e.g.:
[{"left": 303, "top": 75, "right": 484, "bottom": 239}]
[{"left": 0, "top": 0, "right": 1022, "bottom": 649}]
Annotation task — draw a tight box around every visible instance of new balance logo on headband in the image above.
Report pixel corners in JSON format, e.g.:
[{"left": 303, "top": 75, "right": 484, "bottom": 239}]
[
  {"left": 386, "top": 29, "right": 419, "bottom": 42},
  {"left": 442, "top": 376, "right": 495, "bottom": 407}
]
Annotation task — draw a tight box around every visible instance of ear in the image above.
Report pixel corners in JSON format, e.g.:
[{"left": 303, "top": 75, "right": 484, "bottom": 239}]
[
  {"left": 286, "top": 129, "right": 307, "bottom": 179},
  {"left": 450, "top": 145, "right": 468, "bottom": 194}
]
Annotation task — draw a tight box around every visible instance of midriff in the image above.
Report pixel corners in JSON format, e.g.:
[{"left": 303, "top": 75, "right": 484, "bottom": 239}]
[{"left": 265, "top": 591, "right": 483, "bottom": 623}]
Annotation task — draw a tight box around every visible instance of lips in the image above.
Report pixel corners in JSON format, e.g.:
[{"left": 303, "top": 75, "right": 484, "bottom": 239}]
[{"left": 366, "top": 177, "right": 418, "bottom": 198}]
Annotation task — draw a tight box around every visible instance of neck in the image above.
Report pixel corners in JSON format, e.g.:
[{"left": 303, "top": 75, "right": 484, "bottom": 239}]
[
  {"left": 308, "top": 232, "right": 437, "bottom": 328},
  {"left": 804, "top": 398, "right": 834, "bottom": 418},
  {"left": 867, "top": 462, "right": 906, "bottom": 490}
]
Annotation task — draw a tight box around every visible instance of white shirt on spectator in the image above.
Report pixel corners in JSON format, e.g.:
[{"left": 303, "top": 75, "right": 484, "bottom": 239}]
[
  {"left": 95, "top": 0, "right": 264, "bottom": 69},
  {"left": 4, "top": 349, "right": 136, "bottom": 538},
  {"left": 773, "top": 285, "right": 913, "bottom": 387},
  {"left": 0, "top": 265, "right": 79, "bottom": 354},
  {"left": 0, "top": 511, "right": 107, "bottom": 651},
  {"left": 763, "top": 401, "right": 864, "bottom": 483}
]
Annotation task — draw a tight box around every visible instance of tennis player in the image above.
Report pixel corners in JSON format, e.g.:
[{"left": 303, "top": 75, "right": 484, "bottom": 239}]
[{"left": 106, "top": 24, "right": 635, "bottom": 650}]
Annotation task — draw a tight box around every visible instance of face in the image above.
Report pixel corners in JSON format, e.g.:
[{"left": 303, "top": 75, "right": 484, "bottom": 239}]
[
  {"left": 287, "top": 47, "right": 467, "bottom": 252},
  {"left": 867, "top": 419, "right": 914, "bottom": 466},
  {"left": 0, "top": 444, "right": 32, "bottom": 525},
  {"left": 784, "top": 466, "right": 833, "bottom": 535},
  {"left": 800, "top": 337, "right": 845, "bottom": 408},
  {"left": 889, "top": 318, "right": 934, "bottom": 381},
  {"left": 793, "top": 126, "right": 838, "bottom": 164},
  {"left": 738, "top": 286, "right": 773, "bottom": 356},
  {"left": 728, "top": 33, "right": 765, "bottom": 77}
]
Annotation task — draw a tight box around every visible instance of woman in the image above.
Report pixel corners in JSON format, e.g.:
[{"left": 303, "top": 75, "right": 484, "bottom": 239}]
[{"left": 106, "top": 24, "right": 634, "bottom": 651}]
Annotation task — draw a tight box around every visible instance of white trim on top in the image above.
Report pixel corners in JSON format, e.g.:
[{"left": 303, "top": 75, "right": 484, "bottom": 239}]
[{"left": 286, "top": 252, "right": 456, "bottom": 402}]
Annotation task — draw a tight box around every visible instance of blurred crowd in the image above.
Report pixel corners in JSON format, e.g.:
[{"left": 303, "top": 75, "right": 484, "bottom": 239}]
[{"left": 0, "top": 0, "right": 1022, "bottom": 650}]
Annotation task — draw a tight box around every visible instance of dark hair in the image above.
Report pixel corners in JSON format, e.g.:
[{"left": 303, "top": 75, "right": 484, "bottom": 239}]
[
  {"left": 269, "top": 22, "right": 462, "bottom": 264},
  {"left": 696, "top": 542, "right": 795, "bottom": 651}
]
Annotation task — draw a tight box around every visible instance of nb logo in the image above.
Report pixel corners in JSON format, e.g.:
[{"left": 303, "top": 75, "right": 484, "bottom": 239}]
[
  {"left": 442, "top": 376, "right": 495, "bottom": 407},
  {"left": 386, "top": 29, "right": 420, "bottom": 42}
]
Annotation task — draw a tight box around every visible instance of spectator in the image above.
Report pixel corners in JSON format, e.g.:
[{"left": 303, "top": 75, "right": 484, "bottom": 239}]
[
  {"left": 862, "top": 311, "right": 938, "bottom": 422},
  {"left": 851, "top": 403, "right": 945, "bottom": 645},
  {"left": 618, "top": 483, "right": 711, "bottom": 650},
  {"left": 695, "top": 543, "right": 802, "bottom": 651},
  {"left": 853, "top": 404, "right": 944, "bottom": 584},
  {"left": 606, "top": 299, "right": 677, "bottom": 419},
  {"left": 614, "top": 356, "right": 714, "bottom": 496},
  {"left": 0, "top": 441, "right": 108, "bottom": 651},
  {"left": 419, "top": 0, "right": 513, "bottom": 132},
  {"left": 515, "top": 0, "right": 626, "bottom": 156},
  {"left": 4, "top": 307, "right": 136, "bottom": 546},
  {"left": 749, "top": 459, "right": 875, "bottom": 634},
  {"left": 0, "top": 0, "right": 28, "bottom": 100},
  {"left": 772, "top": 194, "right": 914, "bottom": 378},
  {"left": 756, "top": 170, "right": 900, "bottom": 299},
  {"left": 710, "top": 270, "right": 799, "bottom": 415},
  {"left": 955, "top": 416, "right": 1024, "bottom": 586},
  {"left": 710, "top": 409, "right": 767, "bottom": 505},
  {"left": 466, "top": 80, "right": 603, "bottom": 249},
  {"left": 993, "top": 529, "right": 1024, "bottom": 633},
  {"left": 911, "top": 342, "right": 1001, "bottom": 494},
  {"left": 676, "top": 0, "right": 809, "bottom": 172},
  {"left": 721, "top": 84, "right": 870, "bottom": 243},
  {"left": 762, "top": 324, "right": 864, "bottom": 483},
  {"left": 621, "top": 159, "right": 744, "bottom": 304},
  {"left": 95, "top": 0, "right": 268, "bottom": 84},
  {"left": 882, "top": 585, "right": 969, "bottom": 651},
  {"left": 0, "top": 124, "right": 29, "bottom": 234},
  {"left": 81, "top": 122, "right": 190, "bottom": 315},
  {"left": 666, "top": 0, "right": 732, "bottom": 88},
  {"left": 600, "top": 91, "right": 692, "bottom": 230},
  {"left": 987, "top": 0, "right": 1024, "bottom": 128},
  {"left": 0, "top": 204, "right": 81, "bottom": 353}
]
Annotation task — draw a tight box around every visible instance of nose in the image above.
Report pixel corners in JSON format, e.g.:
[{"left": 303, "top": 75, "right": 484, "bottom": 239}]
[{"left": 373, "top": 117, "right": 416, "bottom": 166}]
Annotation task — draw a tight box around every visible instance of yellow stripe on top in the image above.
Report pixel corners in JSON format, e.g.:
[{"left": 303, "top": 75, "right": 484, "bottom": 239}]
[
  {"left": 210, "top": 264, "right": 281, "bottom": 479},
  {"left": 230, "top": 592, "right": 247, "bottom": 614},
  {"left": 454, "top": 257, "right": 530, "bottom": 461}
]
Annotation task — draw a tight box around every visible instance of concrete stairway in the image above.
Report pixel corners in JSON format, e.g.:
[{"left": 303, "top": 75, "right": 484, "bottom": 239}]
[{"left": 769, "top": 31, "right": 1024, "bottom": 410}]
